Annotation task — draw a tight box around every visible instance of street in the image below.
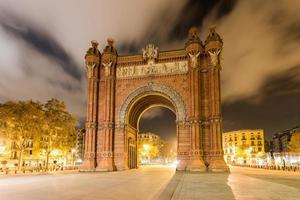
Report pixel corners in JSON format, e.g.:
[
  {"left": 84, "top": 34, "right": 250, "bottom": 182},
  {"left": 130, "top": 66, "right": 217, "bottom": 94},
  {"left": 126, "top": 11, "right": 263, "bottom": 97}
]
[{"left": 0, "top": 165, "right": 299, "bottom": 200}]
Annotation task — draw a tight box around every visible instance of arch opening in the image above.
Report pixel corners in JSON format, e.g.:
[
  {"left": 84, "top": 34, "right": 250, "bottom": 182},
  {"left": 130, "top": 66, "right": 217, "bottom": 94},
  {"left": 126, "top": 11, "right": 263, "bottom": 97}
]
[
  {"left": 138, "top": 106, "right": 177, "bottom": 166},
  {"left": 124, "top": 93, "right": 178, "bottom": 169}
]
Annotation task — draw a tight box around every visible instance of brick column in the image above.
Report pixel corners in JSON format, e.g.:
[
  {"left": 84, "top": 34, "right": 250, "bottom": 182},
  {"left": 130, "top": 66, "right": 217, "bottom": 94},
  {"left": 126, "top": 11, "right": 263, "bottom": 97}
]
[
  {"left": 205, "top": 27, "right": 229, "bottom": 172},
  {"left": 185, "top": 27, "right": 206, "bottom": 172},
  {"left": 96, "top": 39, "right": 117, "bottom": 171},
  {"left": 176, "top": 121, "right": 190, "bottom": 171},
  {"left": 113, "top": 123, "right": 127, "bottom": 170},
  {"left": 200, "top": 67, "right": 211, "bottom": 163},
  {"left": 82, "top": 41, "right": 101, "bottom": 171}
]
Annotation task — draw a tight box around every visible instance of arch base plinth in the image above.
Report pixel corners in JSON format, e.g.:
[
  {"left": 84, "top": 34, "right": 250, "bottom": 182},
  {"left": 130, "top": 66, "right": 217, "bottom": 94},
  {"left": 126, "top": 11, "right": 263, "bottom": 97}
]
[
  {"left": 208, "top": 159, "right": 230, "bottom": 173},
  {"left": 187, "top": 159, "right": 207, "bottom": 172}
]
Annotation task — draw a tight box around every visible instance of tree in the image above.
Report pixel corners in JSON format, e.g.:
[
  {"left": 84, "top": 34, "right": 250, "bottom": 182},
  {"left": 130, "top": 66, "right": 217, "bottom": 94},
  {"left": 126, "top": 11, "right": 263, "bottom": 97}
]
[
  {"left": 234, "top": 144, "right": 250, "bottom": 163},
  {"left": 0, "top": 101, "right": 44, "bottom": 170},
  {"left": 41, "top": 99, "right": 77, "bottom": 169},
  {"left": 138, "top": 141, "right": 160, "bottom": 163},
  {"left": 288, "top": 132, "right": 300, "bottom": 152}
]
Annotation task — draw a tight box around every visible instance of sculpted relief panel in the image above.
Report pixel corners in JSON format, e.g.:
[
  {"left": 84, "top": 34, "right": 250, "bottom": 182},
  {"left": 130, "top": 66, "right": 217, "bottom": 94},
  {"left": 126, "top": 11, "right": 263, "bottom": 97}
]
[{"left": 116, "top": 61, "right": 188, "bottom": 79}]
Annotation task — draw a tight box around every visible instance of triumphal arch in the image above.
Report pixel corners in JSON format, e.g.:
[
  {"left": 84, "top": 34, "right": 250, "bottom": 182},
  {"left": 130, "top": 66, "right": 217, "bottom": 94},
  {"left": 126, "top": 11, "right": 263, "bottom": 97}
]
[{"left": 82, "top": 27, "right": 228, "bottom": 172}]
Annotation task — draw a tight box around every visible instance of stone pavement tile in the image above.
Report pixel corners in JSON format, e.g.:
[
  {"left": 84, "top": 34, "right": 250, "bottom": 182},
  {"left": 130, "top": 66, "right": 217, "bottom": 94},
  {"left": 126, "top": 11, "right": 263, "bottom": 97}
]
[
  {"left": 170, "top": 172, "right": 235, "bottom": 200},
  {"left": 155, "top": 172, "right": 184, "bottom": 200},
  {"left": 228, "top": 173, "right": 300, "bottom": 200}
]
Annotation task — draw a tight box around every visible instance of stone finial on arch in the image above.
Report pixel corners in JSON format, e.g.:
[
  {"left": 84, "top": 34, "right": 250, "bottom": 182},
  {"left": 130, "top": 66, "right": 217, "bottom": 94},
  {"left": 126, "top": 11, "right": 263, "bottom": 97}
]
[{"left": 118, "top": 83, "right": 186, "bottom": 124}]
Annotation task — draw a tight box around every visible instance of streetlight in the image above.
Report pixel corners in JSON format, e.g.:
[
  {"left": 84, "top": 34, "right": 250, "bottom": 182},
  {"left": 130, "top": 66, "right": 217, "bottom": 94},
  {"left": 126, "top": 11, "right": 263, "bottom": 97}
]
[
  {"left": 143, "top": 144, "right": 150, "bottom": 151},
  {"left": 51, "top": 149, "right": 60, "bottom": 156},
  {"left": 0, "top": 146, "right": 5, "bottom": 154}
]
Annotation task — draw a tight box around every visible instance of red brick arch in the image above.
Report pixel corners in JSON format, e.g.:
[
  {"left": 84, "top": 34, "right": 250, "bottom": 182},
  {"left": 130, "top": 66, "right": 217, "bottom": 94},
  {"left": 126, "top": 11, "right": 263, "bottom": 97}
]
[{"left": 82, "top": 27, "right": 229, "bottom": 172}]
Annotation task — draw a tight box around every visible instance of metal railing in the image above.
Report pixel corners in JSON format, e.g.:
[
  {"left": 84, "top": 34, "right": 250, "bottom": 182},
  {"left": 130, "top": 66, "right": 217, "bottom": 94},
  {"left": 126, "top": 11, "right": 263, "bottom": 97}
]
[
  {"left": 232, "top": 164, "right": 300, "bottom": 172},
  {"left": 0, "top": 165, "right": 79, "bottom": 175}
]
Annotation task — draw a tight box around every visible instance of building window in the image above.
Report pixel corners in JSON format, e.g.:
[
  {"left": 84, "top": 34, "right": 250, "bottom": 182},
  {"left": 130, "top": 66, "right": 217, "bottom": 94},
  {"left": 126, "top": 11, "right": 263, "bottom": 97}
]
[
  {"left": 258, "top": 147, "right": 262, "bottom": 152},
  {"left": 251, "top": 141, "right": 255, "bottom": 146}
]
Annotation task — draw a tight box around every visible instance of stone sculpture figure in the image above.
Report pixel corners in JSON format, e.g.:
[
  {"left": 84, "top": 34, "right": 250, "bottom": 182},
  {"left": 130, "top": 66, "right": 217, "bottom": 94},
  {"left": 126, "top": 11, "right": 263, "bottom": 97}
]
[
  {"left": 142, "top": 44, "right": 158, "bottom": 61},
  {"left": 189, "top": 52, "right": 201, "bottom": 68},
  {"left": 87, "top": 63, "right": 96, "bottom": 78},
  {"left": 103, "top": 62, "right": 112, "bottom": 77},
  {"left": 208, "top": 50, "right": 221, "bottom": 67}
]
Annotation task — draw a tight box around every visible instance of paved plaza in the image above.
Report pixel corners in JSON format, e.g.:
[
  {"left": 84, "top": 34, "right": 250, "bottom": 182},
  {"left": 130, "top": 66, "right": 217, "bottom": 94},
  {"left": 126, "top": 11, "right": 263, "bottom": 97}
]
[{"left": 0, "top": 165, "right": 300, "bottom": 200}]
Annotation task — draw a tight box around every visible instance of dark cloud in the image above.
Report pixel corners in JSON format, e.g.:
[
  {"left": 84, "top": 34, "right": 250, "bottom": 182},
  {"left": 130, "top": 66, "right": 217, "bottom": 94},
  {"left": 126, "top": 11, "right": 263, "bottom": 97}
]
[
  {"left": 223, "top": 65, "right": 300, "bottom": 140},
  {"left": 0, "top": 13, "right": 82, "bottom": 80},
  {"left": 119, "top": 0, "right": 237, "bottom": 54},
  {"left": 168, "top": 0, "right": 236, "bottom": 41}
]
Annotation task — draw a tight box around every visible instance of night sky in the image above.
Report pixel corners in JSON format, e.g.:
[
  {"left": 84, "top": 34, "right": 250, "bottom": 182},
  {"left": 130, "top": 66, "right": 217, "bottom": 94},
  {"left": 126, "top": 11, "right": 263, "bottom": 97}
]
[{"left": 0, "top": 0, "right": 299, "bottom": 141}]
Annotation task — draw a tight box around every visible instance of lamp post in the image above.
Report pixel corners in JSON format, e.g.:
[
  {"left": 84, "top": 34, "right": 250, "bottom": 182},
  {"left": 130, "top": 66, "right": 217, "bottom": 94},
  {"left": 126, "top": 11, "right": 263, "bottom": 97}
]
[{"left": 0, "top": 146, "right": 5, "bottom": 154}]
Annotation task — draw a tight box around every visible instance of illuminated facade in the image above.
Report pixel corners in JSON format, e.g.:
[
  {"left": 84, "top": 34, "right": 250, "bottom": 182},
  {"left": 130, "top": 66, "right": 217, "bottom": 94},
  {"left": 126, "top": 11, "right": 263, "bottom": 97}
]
[
  {"left": 223, "top": 129, "right": 265, "bottom": 165},
  {"left": 83, "top": 26, "right": 229, "bottom": 172},
  {"left": 0, "top": 133, "right": 78, "bottom": 168},
  {"left": 137, "top": 132, "right": 163, "bottom": 164},
  {"left": 0, "top": 136, "right": 11, "bottom": 164},
  {"left": 0, "top": 136, "right": 35, "bottom": 167},
  {"left": 271, "top": 126, "right": 300, "bottom": 153},
  {"left": 138, "top": 132, "right": 162, "bottom": 146},
  {"left": 266, "top": 126, "right": 300, "bottom": 166}
]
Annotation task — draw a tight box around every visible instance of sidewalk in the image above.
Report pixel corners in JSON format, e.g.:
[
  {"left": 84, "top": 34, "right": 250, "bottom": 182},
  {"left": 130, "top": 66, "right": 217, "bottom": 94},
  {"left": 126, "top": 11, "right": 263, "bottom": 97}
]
[
  {"left": 0, "top": 169, "right": 79, "bottom": 178},
  {"left": 157, "top": 166, "right": 300, "bottom": 200}
]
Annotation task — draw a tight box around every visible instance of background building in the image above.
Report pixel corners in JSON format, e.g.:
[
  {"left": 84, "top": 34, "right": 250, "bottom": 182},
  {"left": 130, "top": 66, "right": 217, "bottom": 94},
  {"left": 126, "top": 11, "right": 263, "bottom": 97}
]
[
  {"left": 137, "top": 132, "right": 164, "bottom": 164},
  {"left": 271, "top": 126, "right": 300, "bottom": 153},
  {"left": 137, "top": 132, "right": 177, "bottom": 165},
  {"left": 266, "top": 126, "right": 300, "bottom": 166},
  {"left": 0, "top": 135, "right": 38, "bottom": 168},
  {"left": 223, "top": 129, "right": 265, "bottom": 165}
]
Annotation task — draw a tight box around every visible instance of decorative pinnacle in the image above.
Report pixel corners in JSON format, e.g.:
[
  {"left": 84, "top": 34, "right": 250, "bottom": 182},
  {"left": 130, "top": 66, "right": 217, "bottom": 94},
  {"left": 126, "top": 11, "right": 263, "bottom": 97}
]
[
  {"left": 209, "top": 25, "right": 216, "bottom": 34},
  {"left": 103, "top": 38, "right": 117, "bottom": 54},
  {"left": 186, "top": 26, "right": 201, "bottom": 47},
  {"left": 189, "top": 26, "right": 198, "bottom": 36},
  {"left": 107, "top": 38, "right": 114, "bottom": 46},
  {"left": 205, "top": 25, "right": 223, "bottom": 44},
  {"left": 91, "top": 40, "right": 99, "bottom": 48}
]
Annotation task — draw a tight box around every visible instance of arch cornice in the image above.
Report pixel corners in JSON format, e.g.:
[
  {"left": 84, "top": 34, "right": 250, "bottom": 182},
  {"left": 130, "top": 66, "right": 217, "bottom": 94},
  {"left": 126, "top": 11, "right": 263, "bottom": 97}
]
[{"left": 118, "top": 83, "right": 186, "bottom": 124}]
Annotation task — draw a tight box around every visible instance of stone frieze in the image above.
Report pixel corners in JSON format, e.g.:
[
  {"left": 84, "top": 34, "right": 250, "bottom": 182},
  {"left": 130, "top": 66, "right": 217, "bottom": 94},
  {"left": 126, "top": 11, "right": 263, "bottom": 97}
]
[{"left": 116, "top": 61, "right": 188, "bottom": 79}]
